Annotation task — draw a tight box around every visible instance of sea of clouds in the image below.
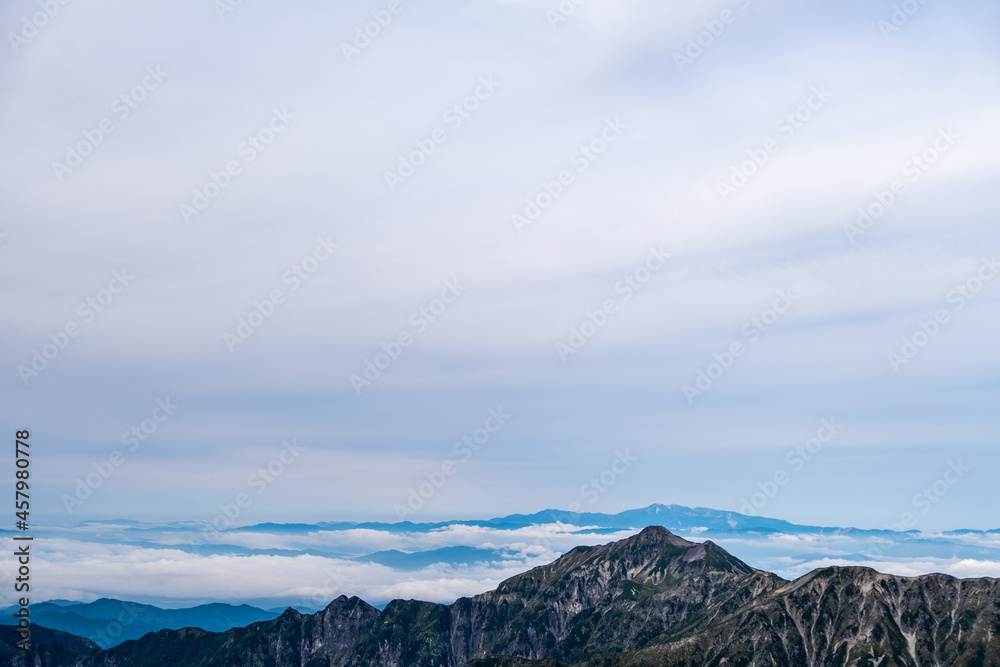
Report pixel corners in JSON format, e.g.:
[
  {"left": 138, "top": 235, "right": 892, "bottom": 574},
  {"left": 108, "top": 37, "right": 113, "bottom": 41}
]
[{"left": 4, "top": 518, "right": 999, "bottom": 610}]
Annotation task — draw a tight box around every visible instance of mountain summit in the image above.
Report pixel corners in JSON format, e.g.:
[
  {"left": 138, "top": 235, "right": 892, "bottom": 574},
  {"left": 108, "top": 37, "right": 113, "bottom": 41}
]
[{"left": 4, "top": 526, "right": 999, "bottom": 666}]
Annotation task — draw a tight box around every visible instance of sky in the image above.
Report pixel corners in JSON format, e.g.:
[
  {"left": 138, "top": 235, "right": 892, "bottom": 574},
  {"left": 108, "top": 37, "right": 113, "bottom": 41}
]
[{"left": 1, "top": 0, "right": 999, "bottom": 535}]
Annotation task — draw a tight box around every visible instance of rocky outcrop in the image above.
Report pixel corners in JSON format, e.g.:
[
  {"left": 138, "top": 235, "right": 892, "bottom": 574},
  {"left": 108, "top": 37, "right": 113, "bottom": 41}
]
[{"left": 5, "top": 526, "right": 999, "bottom": 666}]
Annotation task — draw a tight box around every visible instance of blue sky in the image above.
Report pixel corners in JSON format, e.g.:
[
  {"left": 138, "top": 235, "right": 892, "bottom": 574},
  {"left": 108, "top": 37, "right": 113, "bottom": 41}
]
[{"left": 1, "top": 0, "right": 998, "bottom": 533}]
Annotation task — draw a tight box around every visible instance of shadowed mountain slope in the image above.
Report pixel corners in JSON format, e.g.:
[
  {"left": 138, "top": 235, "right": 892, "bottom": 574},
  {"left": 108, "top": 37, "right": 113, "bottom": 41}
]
[{"left": 4, "top": 526, "right": 998, "bottom": 666}]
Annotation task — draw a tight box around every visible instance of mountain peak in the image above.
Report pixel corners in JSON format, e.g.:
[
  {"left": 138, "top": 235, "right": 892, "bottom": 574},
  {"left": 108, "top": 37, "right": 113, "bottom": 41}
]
[
  {"left": 278, "top": 607, "right": 302, "bottom": 620},
  {"left": 12, "top": 527, "right": 1000, "bottom": 666},
  {"left": 488, "top": 524, "right": 755, "bottom": 612},
  {"left": 631, "top": 524, "right": 696, "bottom": 547}
]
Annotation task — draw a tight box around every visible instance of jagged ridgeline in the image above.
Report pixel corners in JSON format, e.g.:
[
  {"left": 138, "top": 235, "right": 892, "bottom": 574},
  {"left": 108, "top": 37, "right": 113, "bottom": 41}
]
[{"left": 3, "top": 527, "right": 999, "bottom": 666}]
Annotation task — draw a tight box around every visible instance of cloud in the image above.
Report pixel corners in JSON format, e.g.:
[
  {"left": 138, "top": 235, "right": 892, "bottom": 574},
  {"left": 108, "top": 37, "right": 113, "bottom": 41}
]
[
  {"left": 2, "top": 0, "right": 999, "bottom": 534},
  {"left": 779, "top": 557, "right": 1000, "bottom": 581},
  {"left": 5, "top": 520, "right": 1000, "bottom": 609}
]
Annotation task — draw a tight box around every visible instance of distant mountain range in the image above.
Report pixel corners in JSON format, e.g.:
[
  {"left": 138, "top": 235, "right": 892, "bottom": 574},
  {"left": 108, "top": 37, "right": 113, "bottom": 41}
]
[
  {"left": 4, "top": 526, "right": 998, "bottom": 666},
  {"left": 0, "top": 599, "right": 282, "bottom": 649},
  {"left": 204, "top": 503, "right": 861, "bottom": 535},
  {"left": 60, "top": 502, "right": 996, "bottom": 540}
]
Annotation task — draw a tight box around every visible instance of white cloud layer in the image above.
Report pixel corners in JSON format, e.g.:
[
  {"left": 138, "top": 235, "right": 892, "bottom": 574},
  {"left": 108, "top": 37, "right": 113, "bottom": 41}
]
[{"left": 4, "top": 520, "right": 999, "bottom": 609}]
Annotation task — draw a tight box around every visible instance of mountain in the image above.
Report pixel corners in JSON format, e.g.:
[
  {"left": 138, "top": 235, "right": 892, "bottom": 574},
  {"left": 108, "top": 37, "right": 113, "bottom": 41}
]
[
  {"left": 25, "top": 504, "right": 1000, "bottom": 610},
  {"left": 601, "top": 566, "right": 1000, "bottom": 666},
  {"left": 4, "top": 526, "right": 999, "bottom": 666},
  {"left": 0, "top": 625, "right": 98, "bottom": 666},
  {"left": 476, "top": 503, "right": 816, "bottom": 534},
  {"left": 230, "top": 503, "right": 822, "bottom": 536},
  {"left": 355, "top": 546, "right": 503, "bottom": 570},
  {"left": 0, "top": 599, "right": 279, "bottom": 649}
]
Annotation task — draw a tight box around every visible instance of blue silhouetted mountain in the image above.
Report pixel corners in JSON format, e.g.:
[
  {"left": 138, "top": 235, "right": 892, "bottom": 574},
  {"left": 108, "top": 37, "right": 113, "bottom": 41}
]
[
  {"left": 0, "top": 624, "right": 98, "bottom": 663},
  {"left": 67, "top": 503, "right": 993, "bottom": 544},
  {"left": 0, "top": 599, "right": 279, "bottom": 649},
  {"left": 224, "top": 503, "right": 821, "bottom": 535}
]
